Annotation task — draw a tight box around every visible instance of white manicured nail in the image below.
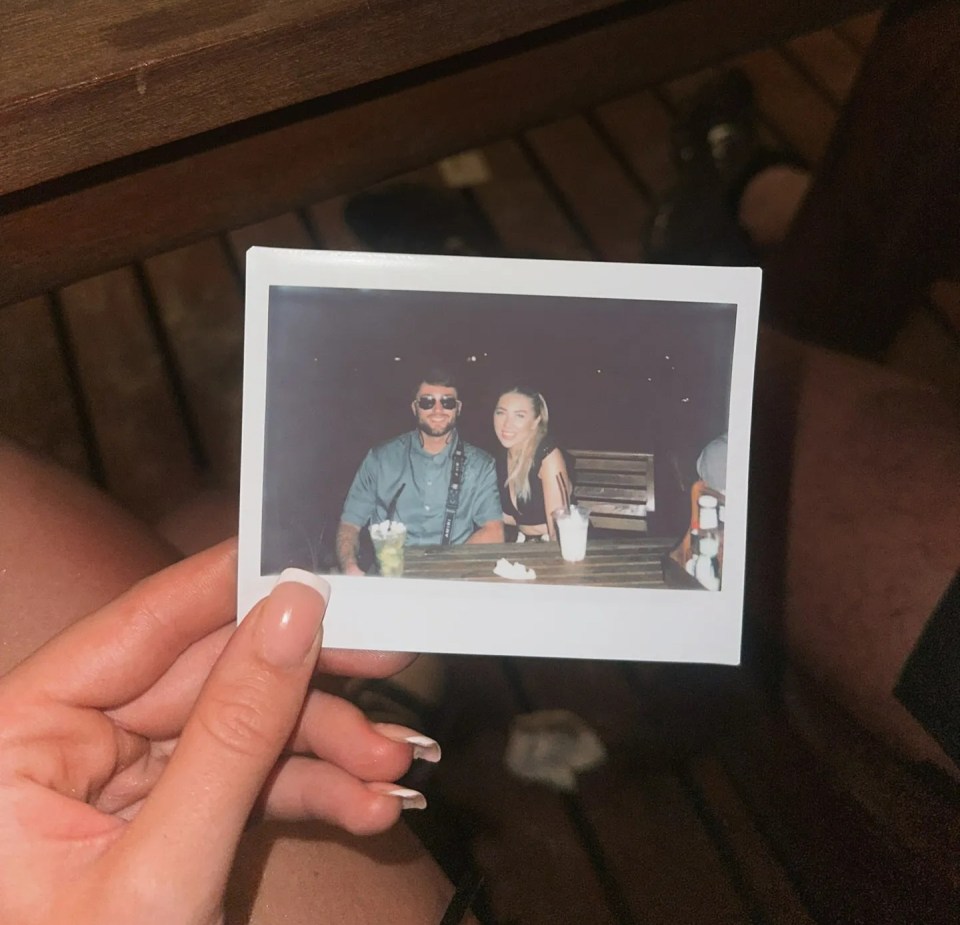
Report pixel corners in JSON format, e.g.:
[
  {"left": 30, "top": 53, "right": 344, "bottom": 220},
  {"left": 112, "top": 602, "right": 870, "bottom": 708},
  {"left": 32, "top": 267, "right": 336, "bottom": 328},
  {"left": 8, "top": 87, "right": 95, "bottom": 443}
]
[
  {"left": 275, "top": 567, "right": 329, "bottom": 599},
  {"left": 367, "top": 782, "right": 428, "bottom": 810},
  {"left": 373, "top": 723, "right": 442, "bottom": 763}
]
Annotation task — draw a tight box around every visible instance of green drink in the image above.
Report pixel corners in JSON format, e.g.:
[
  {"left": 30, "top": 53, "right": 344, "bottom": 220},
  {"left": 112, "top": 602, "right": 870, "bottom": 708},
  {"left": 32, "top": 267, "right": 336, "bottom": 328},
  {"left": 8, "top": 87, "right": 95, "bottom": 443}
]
[{"left": 370, "top": 520, "right": 407, "bottom": 577}]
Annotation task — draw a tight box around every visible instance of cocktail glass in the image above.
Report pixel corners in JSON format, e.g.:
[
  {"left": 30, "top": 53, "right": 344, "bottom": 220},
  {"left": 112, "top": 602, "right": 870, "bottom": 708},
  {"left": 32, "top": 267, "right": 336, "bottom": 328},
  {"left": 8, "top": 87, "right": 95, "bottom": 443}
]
[{"left": 370, "top": 521, "right": 407, "bottom": 576}]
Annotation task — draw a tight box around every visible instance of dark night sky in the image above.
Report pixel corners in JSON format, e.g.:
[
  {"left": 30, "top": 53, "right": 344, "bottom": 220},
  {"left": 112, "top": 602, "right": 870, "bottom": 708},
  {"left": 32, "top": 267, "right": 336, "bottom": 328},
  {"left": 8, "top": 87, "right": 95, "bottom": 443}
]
[{"left": 261, "top": 286, "right": 736, "bottom": 572}]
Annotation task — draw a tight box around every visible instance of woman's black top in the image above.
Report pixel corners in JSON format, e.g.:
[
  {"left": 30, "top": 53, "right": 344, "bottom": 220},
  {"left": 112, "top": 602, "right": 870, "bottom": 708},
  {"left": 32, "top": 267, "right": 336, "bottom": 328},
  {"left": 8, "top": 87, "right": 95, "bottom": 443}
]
[{"left": 497, "top": 436, "right": 558, "bottom": 527}]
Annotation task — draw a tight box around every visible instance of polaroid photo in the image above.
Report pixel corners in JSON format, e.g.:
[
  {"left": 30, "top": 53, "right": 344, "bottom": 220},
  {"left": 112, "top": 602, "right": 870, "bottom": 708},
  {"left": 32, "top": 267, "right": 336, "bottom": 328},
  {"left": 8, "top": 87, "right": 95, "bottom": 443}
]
[{"left": 238, "top": 248, "right": 760, "bottom": 663}]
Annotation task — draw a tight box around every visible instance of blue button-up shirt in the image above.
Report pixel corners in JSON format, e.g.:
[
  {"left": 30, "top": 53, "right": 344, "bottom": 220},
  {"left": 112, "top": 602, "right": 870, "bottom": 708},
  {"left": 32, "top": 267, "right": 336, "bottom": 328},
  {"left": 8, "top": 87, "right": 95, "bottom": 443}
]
[{"left": 341, "top": 430, "right": 502, "bottom": 545}]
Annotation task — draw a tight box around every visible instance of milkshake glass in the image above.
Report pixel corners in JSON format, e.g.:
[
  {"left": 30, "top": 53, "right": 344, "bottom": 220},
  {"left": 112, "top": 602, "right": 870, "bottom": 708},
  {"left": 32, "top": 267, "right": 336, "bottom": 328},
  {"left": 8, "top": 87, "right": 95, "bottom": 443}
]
[{"left": 554, "top": 505, "right": 589, "bottom": 563}]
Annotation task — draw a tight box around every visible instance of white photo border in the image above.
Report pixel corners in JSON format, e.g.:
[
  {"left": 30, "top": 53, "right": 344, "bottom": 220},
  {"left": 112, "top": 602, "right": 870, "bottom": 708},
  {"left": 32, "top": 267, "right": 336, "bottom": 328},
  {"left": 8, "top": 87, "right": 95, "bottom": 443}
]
[{"left": 238, "top": 248, "right": 761, "bottom": 664}]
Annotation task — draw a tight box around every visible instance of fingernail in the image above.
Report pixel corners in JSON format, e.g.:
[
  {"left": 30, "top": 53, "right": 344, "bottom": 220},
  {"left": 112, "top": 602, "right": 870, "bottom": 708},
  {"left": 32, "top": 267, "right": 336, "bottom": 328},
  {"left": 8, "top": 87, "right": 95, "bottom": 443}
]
[
  {"left": 366, "top": 782, "right": 428, "bottom": 811},
  {"left": 373, "top": 723, "right": 442, "bottom": 763},
  {"left": 256, "top": 569, "right": 330, "bottom": 668},
  {"left": 274, "top": 567, "right": 329, "bottom": 595}
]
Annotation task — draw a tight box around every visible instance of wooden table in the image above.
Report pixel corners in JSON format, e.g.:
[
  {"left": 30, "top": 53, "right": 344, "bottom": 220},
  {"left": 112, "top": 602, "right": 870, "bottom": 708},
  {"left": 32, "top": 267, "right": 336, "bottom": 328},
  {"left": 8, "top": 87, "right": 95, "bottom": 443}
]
[
  {"left": 0, "top": 0, "right": 876, "bottom": 306},
  {"left": 403, "top": 537, "right": 699, "bottom": 588}
]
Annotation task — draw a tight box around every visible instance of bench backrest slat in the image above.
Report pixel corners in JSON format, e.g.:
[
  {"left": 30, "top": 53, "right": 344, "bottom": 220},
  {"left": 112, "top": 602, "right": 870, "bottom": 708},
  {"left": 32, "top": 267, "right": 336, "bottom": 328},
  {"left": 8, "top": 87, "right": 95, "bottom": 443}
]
[{"left": 568, "top": 449, "right": 655, "bottom": 530}]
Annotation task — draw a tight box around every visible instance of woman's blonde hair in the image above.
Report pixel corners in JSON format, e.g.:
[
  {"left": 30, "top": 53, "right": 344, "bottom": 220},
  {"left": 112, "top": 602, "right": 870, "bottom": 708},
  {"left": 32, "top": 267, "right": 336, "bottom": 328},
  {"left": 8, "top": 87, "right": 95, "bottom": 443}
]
[{"left": 499, "top": 388, "right": 549, "bottom": 503}]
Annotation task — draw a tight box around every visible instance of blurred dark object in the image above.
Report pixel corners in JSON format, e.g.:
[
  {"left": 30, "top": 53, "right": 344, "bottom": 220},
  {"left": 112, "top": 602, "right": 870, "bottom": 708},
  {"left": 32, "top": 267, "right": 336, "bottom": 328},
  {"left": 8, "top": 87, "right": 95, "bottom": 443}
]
[
  {"left": 646, "top": 69, "right": 800, "bottom": 267},
  {"left": 894, "top": 570, "right": 960, "bottom": 769},
  {"left": 763, "top": 0, "right": 960, "bottom": 358},
  {"left": 344, "top": 183, "right": 501, "bottom": 256}
]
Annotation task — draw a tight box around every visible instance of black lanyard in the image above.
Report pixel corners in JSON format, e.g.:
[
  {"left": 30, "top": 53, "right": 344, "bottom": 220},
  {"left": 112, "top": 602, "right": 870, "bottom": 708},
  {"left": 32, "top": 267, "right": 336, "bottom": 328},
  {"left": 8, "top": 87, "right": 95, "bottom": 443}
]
[{"left": 441, "top": 437, "right": 466, "bottom": 546}]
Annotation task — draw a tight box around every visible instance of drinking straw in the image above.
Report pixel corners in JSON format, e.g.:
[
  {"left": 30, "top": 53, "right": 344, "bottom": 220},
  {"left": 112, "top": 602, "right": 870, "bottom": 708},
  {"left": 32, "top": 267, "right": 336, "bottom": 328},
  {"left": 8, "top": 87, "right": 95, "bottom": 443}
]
[
  {"left": 386, "top": 482, "right": 406, "bottom": 521},
  {"left": 556, "top": 474, "right": 570, "bottom": 515}
]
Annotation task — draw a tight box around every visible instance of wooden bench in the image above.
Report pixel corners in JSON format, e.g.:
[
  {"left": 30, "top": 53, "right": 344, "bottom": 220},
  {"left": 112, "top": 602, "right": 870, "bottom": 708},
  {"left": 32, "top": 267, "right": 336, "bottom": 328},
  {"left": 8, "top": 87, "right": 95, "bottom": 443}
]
[
  {"left": 0, "top": 0, "right": 878, "bottom": 307},
  {"left": 568, "top": 448, "right": 654, "bottom": 532}
]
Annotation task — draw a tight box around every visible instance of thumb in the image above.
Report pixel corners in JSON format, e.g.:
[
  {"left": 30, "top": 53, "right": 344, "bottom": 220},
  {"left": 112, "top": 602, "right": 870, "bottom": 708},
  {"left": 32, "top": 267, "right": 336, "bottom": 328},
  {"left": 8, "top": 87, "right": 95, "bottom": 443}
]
[{"left": 119, "top": 568, "right": 328, "bottom": 915}]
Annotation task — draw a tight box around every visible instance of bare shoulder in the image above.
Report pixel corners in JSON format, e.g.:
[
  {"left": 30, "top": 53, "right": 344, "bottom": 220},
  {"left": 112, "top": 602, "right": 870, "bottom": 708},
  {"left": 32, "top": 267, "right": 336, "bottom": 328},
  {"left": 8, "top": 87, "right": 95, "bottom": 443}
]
[{"left": 539, "top": 446, "right": 567, "bottom": 474}]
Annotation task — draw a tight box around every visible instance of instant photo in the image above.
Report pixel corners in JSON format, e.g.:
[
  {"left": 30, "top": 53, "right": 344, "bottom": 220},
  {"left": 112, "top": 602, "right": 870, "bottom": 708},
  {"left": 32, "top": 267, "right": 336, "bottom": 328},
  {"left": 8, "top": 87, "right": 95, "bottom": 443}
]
[{"left": 239, "top": 249, "right": 760, "bottom": 662}]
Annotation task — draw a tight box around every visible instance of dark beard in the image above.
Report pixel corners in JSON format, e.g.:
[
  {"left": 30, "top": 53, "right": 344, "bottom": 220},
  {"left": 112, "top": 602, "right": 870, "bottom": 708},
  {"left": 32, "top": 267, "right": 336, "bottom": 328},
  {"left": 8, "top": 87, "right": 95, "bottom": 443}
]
[{"left": 418, "top": 418, "right": 457, "bottom": 439}]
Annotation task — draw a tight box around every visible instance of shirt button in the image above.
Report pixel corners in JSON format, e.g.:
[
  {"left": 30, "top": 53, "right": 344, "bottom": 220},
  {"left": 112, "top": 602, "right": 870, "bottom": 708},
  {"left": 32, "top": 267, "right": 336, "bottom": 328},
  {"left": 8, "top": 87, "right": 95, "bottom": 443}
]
[{"left": 425, "top": 505, "right": 431, "bottom": 511}]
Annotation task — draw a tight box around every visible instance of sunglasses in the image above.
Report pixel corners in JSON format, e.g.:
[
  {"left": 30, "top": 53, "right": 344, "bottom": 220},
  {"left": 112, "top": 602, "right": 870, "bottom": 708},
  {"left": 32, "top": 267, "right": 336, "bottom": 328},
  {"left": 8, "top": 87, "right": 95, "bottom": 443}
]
[{"left": 417, "top": 395, "right": 459, "bottom": 411}]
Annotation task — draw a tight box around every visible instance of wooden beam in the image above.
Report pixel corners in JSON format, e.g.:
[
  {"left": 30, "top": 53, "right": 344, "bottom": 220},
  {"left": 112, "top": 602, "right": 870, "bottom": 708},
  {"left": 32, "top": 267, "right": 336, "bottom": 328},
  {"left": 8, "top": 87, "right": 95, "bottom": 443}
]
[
  {"left": 2, "top": 0, "right": 619, "bottom": 194},
  {"left": 1, "top": 0, "right": 877, "bottom": 306}
]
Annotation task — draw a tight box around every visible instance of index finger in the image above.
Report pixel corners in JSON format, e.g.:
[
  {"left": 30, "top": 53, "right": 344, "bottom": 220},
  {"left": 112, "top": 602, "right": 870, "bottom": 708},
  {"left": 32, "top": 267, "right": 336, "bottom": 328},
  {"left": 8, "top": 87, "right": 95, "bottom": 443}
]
[{"left": 315, "top": 648, "right": 417, "bottom": 678}]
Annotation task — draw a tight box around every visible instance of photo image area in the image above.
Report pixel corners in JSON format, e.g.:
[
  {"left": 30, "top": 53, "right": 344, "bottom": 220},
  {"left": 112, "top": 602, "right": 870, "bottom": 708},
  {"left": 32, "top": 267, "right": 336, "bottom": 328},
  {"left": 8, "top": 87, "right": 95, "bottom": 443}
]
[{"left": 259, "top": 285, "right": 736, "bottom": 584}]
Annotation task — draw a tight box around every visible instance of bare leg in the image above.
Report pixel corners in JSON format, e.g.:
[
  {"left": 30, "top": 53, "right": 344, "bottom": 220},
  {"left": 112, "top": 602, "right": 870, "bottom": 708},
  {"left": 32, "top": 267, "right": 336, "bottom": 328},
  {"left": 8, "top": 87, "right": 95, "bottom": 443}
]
[
  {"left": 751, "top": 332, "right": 960, "bottom": 777},
  {"left": 0, "top": 441, "right": 179, "bottom": 675},
  {"left": 0, "top": 439, "right": 471, "bottom": 924},
  {"left": 155, "top": 487, "right": 241, "bottom": 557}
]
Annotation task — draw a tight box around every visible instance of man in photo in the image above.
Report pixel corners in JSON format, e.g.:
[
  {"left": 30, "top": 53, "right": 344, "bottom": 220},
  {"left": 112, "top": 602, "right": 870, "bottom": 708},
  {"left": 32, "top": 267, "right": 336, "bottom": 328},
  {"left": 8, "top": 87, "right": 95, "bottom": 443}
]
[{"left": 336, "top": 369, "right": 504, "bottom": 575}]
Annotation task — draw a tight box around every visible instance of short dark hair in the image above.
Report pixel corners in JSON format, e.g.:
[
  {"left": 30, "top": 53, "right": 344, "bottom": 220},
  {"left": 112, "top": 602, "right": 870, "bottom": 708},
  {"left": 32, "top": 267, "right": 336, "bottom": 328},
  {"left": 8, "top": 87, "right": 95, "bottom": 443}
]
[{"left": 414, "top": 368, "right": 458, "bottom": 397}]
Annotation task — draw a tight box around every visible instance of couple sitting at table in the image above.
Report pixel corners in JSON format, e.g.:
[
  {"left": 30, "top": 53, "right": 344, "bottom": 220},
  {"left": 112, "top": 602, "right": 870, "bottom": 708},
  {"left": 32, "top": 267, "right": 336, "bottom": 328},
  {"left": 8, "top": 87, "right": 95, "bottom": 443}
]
[{"left": 335, "top": 369, "right": 571, "bottom": 574}]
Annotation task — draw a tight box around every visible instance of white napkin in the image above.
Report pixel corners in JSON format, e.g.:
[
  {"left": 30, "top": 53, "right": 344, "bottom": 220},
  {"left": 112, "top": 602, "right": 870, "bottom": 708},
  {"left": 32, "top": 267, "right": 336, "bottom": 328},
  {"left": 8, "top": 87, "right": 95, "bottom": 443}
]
[{"left": 504, "top": 709, "right": 607, "bottom": 791}]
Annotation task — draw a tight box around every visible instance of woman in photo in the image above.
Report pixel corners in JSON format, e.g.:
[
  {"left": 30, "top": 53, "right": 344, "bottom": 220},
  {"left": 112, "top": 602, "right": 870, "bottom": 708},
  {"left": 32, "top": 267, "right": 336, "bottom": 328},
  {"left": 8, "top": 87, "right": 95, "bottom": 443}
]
[{"left": 493, "top": 387, "right": 572, "bottom": 541}]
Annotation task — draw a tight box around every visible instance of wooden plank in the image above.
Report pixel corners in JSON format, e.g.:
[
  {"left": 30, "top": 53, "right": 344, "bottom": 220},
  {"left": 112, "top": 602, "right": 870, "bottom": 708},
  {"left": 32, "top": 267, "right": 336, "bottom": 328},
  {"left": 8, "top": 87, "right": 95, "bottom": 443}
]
[
  {"left": 3, "top": 0, "right": 623, "bottom": 194},
  {"left": 592, "top": 90, "right": 678, "bottom": 201},
  {"left": 433, "top": 654, "right": 621, "bottom": 925},
  {"left": 784, "top": 27, "right": 864, "bottom": 107},
  {"left": 573, "top": 458, "right": 651, "bottom": 473},
  {"left": 471, "top": 139, "right": 590, "bottom": 260},
  {"left": 227, "top": 212, "right": 317, "bottom": 273},
  {"left": 658, "top": 66, "right": 721, "bottom": 111},
  {"left": 575, "top": 486, "right": 648, "bottom": 502},
  {"left": 306, "top": 197, "right": 367, "bottom": 252},
  {"left": 783, "top": 670, "right": 960, "bottom": 889},
  {"left": 569, "top": 449, "right": 653, "bottom": 460},
  {"left": 58, "top": 267, "right": 202, "bottom": 519},
  {"left": 405, "top": 566, "right": 663, "bottom": 586},
  {"left": 142, "top": 239, "right": 247, "bottom": 487},
  {"left": 1, "top": 0, "right": 879, "bottom": 305},
  {"left": 524, "top": 115, "right": 650, "bottom": 261},
  {"left": 701, "top": 674, "right": 960, "bottom": 924},
  {"left": 687, "top": 753, "right": 818, "bottom": 925},
  {"left": 571, "top": 471, "right": 649, "bottom": 487},
  {"left": 405, "top": 565, "right": 666, "bottom": 588},
  {"left": 0, "top": 297, "right": 89, "bottom": 476},
  {"left": 835, "top": 10, "right": 884, "bottom": 51},
  {"left": 515, "top": 658, "right": 751, "bottom": 924},
  {"left": 732, "top": 49, "right": 841, "bottom": 164},
  {"left": 403, "top": 540, "right": 670, "bottom": 586},
  {"left": 586, "top": 515, "right": 648, "bottom": 532},
  {"left": 582, "top": 501, "right": 647, "bottom": 516},
  {"left": 624, "top": 662, "right": 955, "bottom": 924},
  {"left": 404, "top": 539, "right": 672, "bottom": 560}
]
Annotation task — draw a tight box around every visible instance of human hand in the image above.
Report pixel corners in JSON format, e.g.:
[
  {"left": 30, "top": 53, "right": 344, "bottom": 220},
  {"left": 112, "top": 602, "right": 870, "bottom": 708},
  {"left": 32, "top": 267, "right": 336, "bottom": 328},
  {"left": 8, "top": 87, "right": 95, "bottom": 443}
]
[
  {"left": 343, "top": 562, "right": 367, "bottom": 577},
  {"left": 0, "top": 541, "right": 438, "bottom": 925}
]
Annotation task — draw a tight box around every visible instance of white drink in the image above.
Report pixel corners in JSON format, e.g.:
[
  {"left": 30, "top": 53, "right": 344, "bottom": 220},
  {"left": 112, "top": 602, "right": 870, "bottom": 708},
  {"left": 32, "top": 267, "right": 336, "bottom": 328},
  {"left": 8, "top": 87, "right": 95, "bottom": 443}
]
[{"left": 554, "top": 505, "right": 589, "bottom": 563}]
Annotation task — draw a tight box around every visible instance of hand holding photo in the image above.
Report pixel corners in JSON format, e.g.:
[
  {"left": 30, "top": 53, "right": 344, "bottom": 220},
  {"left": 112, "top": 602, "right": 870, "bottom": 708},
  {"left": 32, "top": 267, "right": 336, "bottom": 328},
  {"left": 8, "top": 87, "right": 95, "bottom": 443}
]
[{"left": 238, "top": 248, "right": 760, "bottom": 663}]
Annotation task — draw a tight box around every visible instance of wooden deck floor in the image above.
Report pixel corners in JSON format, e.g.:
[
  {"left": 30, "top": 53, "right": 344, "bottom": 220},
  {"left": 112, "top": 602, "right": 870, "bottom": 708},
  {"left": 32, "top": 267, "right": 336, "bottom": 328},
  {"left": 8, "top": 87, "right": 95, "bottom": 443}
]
[{"left": 3, "top": 9, "right": 960, "bottom": 923}]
